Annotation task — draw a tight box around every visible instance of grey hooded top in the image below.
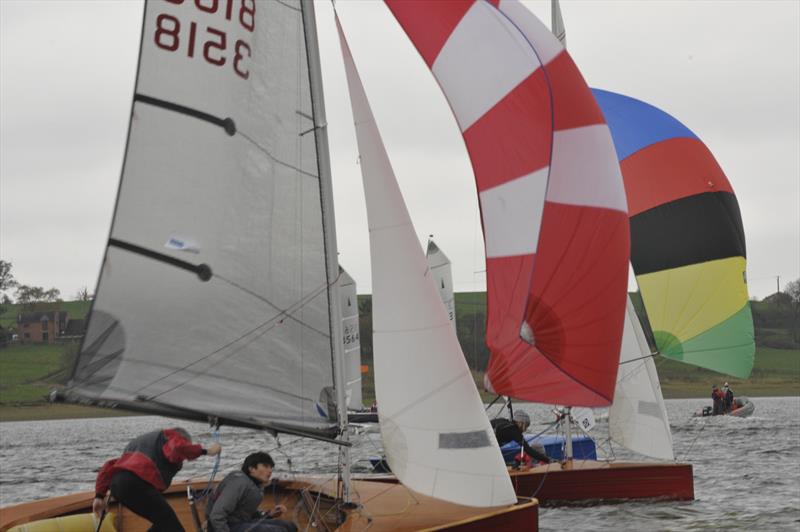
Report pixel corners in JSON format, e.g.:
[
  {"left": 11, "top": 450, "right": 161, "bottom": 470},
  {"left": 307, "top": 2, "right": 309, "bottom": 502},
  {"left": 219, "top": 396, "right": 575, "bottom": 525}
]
[{"left": 206, "top": 470, "right": 263, "bottom": 532}]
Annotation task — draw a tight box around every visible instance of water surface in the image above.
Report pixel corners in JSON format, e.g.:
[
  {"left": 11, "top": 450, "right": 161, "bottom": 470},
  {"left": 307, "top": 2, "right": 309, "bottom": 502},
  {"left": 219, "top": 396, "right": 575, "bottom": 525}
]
[{"left": 1, "top": 397, "right": 798, "bottom": 531}]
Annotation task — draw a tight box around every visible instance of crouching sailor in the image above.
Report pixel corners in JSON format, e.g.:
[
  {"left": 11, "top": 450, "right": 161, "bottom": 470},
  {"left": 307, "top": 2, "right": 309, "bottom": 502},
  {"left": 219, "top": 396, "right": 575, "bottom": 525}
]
[
  {"left": 93, "top": 427, "right": 222, "bottom": 531},
  {"left": 491, "top": 410, "right": 555, "bottom": 466},
  {"left": 206, "top": 452, "right": 297, "bottom": 532}
]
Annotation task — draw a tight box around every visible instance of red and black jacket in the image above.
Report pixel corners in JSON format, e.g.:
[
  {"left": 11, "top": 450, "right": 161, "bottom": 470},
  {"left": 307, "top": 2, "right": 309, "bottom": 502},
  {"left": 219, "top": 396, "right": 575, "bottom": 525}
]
[{"left": 95, "top": 429, "right": 205, "bottom": 497}]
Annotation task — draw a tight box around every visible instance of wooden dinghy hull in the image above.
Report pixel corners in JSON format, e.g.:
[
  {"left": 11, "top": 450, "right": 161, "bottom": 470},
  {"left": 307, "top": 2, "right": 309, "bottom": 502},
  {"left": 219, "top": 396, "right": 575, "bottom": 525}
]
[
  {"left": 508, "top": 461, "right": 694, "bottom": 504},
  {"left": 1, "top": 478, "right": 538, "bottom": 532}
]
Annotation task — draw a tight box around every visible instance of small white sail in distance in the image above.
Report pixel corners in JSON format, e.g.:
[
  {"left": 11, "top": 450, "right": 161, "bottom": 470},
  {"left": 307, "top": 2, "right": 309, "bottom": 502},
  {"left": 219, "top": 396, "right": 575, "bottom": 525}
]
[
  {"left": 339, "top": 267, "right": 363, "bottom": 409},
  {"left": 336, "top": 18, "right": 516, "bottom": 507},
  {"left": 426, "top": 239, "right": 457, "bottom": 332},
  {"left": 609, "top": 298, "right": 674, "bottom": 460}
]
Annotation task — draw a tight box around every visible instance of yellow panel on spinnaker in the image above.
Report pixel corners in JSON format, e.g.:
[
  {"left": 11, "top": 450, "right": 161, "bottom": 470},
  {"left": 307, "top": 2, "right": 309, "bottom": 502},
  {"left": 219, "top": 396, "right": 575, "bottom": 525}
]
[
  {"left": 637, "top": 256, "right": 748, "bottom": 346},
  {"left": 8, "top": 513, "right": 117, "bottom": 532}
]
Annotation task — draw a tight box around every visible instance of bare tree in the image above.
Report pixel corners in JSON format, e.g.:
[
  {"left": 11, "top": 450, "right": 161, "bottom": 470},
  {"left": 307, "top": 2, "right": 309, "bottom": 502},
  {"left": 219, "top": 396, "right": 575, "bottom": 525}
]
[{"left": 75, "top": 287, "right": 93, "bottom": 301}]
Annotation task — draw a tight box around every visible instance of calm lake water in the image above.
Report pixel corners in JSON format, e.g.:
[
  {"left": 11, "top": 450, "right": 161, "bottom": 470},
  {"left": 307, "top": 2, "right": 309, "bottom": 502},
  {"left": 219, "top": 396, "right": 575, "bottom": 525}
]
[{"left": 1, "top": 397, "right": 799, "bottom": 531}]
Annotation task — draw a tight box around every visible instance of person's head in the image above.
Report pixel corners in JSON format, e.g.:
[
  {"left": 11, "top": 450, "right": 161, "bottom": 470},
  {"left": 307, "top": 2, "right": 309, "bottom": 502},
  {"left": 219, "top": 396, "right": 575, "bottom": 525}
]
[
  {"left": 723, "top": 382, "right": 729, "bottom": 388},
  {"left": 513, "top": 410, "right": 531, "bottom": 431},
  {"left": 170, "top": 427, "right": 192, "bottom": 442},
  {"left": 242, "top": 452, "right": 275, "bottom": 484},
  {"left": 712, "top": 385, "right": 718, "bottom": 390}
]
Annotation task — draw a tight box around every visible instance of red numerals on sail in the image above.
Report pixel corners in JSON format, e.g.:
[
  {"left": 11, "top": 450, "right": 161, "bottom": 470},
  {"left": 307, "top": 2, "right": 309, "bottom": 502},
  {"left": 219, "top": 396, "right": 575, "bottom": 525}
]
[{"left": 155, "top": 0, "right": 254, "bottom": 79}]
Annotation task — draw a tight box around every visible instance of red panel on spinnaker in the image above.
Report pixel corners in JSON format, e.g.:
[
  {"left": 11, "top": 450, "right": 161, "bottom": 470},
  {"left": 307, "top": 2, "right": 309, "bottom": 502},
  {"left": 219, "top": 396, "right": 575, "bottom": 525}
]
[{"left": 386, "top": 0, "right": 629, "bottom": 405}]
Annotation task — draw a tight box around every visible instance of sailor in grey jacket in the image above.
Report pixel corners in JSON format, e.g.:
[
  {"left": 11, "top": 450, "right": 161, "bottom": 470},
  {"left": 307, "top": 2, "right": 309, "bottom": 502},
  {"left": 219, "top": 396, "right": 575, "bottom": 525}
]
[{"left": 206, "top": 452, "right": 295, "bottom": 532}]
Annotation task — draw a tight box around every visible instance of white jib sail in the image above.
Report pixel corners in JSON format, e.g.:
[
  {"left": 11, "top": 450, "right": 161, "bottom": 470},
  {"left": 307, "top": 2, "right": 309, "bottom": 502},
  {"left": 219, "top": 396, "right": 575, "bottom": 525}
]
[
  {"left": 426, "top": 240, "right": 457, "bottom": 332},
  {"left": 339, "top": 267, "right": 363, "bottom": 409},
  {"left": 609, "top": 297, "right": 674, "bottom": 460},
  {"left": 336, "top": 18, "right": 516, "bottom": 507}
]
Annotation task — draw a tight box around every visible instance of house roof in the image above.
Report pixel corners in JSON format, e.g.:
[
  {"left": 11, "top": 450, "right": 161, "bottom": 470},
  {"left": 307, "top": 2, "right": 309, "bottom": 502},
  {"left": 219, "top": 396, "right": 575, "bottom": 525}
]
[
  {"left": 18, "top": 311, "right": 66, "bottom": 324},
  {"left": 63, "top": 319, "right": 85, "bottom": 336}
]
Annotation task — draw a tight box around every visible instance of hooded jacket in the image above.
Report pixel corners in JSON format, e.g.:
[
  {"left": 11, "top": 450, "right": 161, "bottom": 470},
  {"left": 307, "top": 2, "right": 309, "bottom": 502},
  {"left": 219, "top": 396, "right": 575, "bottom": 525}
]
[
  {"left": 206, "top": 470, "right": 264, "bottom": 532},
  {"left": 95, "top": 429, "right": 205, "bottom": 497}
]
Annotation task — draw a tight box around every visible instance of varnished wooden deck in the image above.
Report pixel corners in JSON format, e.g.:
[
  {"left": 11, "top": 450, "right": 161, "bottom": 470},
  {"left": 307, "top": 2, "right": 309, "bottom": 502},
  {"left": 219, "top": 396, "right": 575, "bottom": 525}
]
[{"left": 1, "top": 477, "right": 538, "bottom": 531}]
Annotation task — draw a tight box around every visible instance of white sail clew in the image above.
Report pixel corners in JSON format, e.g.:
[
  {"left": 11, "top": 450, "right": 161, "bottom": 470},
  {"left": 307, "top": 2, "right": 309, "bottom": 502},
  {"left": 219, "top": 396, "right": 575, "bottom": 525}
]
[
  {"left": 336, "top": 19, "right": 516, "bottom": 507},
  {"left": 609, "top": 298, "right": 674, "bottom": 460},
  {"left": 426, "top": 240, "right": 457, "bottom": 332},
  {"left": 339, "top": 267, "right": 362, "bottom": 409}
]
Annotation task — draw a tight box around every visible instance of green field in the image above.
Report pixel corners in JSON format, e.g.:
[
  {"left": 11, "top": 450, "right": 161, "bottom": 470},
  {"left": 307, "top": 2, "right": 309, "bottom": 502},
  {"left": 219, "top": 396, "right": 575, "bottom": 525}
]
[
  {"left": 1, "top": 293, "right": 797, "bottom": 421},
  {"left": 0, "top": 344, "right": 69, "bottom": 403}
]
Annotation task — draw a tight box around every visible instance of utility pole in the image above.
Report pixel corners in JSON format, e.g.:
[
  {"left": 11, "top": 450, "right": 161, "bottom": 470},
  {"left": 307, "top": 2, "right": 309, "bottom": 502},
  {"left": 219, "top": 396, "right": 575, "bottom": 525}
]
[{"left": 778, "top": 275, "right": 781, "bottom": 293}]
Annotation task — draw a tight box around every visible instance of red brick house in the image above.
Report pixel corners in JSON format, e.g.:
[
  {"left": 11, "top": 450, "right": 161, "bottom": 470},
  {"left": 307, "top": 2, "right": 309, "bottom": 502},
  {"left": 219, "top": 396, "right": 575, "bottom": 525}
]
[{"left": 17, "top": 311, "right": 68, "bottom": 344}]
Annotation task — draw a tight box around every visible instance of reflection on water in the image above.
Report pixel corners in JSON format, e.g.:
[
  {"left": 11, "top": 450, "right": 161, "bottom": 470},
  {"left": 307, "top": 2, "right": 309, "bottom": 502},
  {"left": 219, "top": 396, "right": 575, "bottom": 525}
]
[{"left": 1, "top": 397, "right": 798, "bottom": 531}]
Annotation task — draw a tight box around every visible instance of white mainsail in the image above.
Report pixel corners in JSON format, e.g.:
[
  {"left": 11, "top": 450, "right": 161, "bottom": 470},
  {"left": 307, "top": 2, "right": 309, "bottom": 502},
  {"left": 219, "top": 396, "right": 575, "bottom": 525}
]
[
  {"left": 339, "top": 267, "right": 363, "bottom": 409},
  {"left": 426, "top": 239, "right": 457, "bottom": 331},
  {"left": 609, "top": 298, "right": 674, "bottom": 460},
  {"left": 337, "top": 18, "right": 516, "bottom": 507},
  {"left": 65, "top": 0, "right": 342, "bottom": 440}
]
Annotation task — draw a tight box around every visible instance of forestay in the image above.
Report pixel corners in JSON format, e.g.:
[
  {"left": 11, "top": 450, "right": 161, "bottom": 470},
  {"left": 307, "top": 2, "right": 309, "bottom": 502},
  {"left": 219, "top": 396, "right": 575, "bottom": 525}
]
[
  {"left": 594, "top": 88, "right": 754, "bottom": 378},
  {"left": 426, "top": 240, "right": 456, "bottom": 331},
  {"left": 336, "top": 17, "right": 516, "bottom": 507},
  {"left": 65, "top": 0, "right": 340, "bottom": 439},
  {"left": 609, "top": 298, "right": 674, "bottom": 461},
  {"left": 387, "top": 0, "right": 629, "bottom": 406}
]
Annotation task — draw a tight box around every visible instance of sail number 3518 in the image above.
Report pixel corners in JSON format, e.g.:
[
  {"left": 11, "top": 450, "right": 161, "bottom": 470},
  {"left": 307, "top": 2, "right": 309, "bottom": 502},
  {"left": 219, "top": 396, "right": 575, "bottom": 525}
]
[{"left": 156, "top": 0, "right": 255, "bottom": 79}]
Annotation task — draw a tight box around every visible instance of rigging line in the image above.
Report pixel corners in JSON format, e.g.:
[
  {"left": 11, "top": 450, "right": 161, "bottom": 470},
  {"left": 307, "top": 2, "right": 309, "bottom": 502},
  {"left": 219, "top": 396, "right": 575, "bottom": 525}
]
[
  {"left": 109, "top": 238, "right": 212, "bottom": 281},
  {"left": 76, "top": 351, "right": 319, "bottom": 406},
  {"left": 237, "top": 130, "right": 319, "bottom": 180},
  {"left": 69, "top": 320, "right": 126, "bottom": 383},
  {"left": 134, "top": 279, "right": 333, "bottom": 399},
  {"left": 215, "top": 274, "right": 332, "bottom": 339},
  {"left": 618, "top": 352, "right": 658, "bottom": 366},
  {"left": 134, "top": 93, "right": 236, "bottom": 136},
  {"left": 679, "top": 419, "right": 707, "bottom": 462}
]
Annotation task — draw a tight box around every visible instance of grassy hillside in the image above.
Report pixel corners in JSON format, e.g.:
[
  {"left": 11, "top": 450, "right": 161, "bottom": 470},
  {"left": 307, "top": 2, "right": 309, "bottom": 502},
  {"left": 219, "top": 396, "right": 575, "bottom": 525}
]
[
  {"left": 0, "top": 344, "right": 66, "bottom": 403},
  {"left": 1, "top": 294, "right": 797, "bottom": 421}
]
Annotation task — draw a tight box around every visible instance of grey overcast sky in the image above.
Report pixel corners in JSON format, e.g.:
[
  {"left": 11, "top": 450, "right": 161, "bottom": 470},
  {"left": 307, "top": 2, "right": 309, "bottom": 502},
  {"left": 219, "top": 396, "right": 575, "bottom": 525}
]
[{"left": 1, "top": 0, "right": 798, "bottom": 301}]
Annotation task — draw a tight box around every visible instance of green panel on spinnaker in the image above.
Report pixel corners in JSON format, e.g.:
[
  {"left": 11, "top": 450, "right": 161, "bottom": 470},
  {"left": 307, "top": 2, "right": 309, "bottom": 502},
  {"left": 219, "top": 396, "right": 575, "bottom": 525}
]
[{"left": 657, "top": 303, "right": 754, "bottom": 378}]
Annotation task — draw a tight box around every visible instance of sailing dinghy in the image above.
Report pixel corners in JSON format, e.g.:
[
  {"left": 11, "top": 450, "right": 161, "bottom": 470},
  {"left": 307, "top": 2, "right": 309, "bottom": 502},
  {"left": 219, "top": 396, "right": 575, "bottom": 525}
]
[
  {"left": 386, "top": 0, "right": 695, "bottom": 503},
  {"left": 502, "top": 0, "right": 755, "bottom": 502},
  {"left": 1, "top": 1, "right": 538, "bottom": 530}
]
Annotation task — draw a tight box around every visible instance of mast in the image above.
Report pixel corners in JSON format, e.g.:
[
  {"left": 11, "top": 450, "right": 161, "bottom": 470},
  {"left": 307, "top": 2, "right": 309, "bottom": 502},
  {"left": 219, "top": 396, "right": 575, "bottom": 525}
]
[
  {"left": 551, "top": 0, "right": 567, "bottom": 46},
  {"left": 562, "top": 407, "right": 573, "bottom": 461},
  {"left": 300, "top": 0, "right": 350, "bottom": 502}
]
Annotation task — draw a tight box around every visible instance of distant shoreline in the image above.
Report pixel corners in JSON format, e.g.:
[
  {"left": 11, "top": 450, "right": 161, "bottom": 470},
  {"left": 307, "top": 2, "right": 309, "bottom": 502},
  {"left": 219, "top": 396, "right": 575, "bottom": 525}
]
[{"left": 2, "top": 386, "right": 797, "bottom": 423}]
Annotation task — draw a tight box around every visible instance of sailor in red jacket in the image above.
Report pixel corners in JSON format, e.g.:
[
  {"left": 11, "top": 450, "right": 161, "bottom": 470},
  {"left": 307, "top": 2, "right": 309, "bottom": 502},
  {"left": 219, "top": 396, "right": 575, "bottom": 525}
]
[{"left": 93, "top": 427, "right": 221, "bottom": 531}]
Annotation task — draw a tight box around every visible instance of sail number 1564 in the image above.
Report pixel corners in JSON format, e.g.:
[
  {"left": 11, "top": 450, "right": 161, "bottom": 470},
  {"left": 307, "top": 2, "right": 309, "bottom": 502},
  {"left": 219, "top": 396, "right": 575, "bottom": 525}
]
[{"left": 156, "top": 0, "right": 255, "bottom": 80}]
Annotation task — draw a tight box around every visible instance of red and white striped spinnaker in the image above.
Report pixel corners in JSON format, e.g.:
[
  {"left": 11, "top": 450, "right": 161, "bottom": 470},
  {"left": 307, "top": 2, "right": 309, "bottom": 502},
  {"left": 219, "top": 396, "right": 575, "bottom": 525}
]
[{"left": 386, "top": 0, "right": 629, "bottom": 406}]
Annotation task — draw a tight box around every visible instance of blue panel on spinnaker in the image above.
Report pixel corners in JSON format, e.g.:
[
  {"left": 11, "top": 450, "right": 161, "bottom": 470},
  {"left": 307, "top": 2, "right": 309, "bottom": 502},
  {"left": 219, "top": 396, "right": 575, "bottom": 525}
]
[{"left": 592, "top": 88, "right": 698, "bottom": 160}]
